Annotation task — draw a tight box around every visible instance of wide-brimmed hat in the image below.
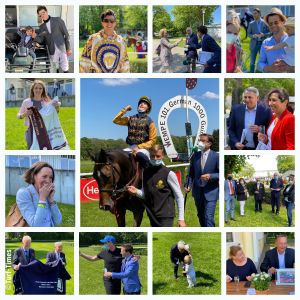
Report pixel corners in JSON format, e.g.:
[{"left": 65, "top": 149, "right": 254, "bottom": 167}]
[
  {"left": 138, "top": 96, "right": 152, "bottom": 113},
  {"left": 265, "top": 8, "right": 287, "bottom": 24},
  {"left": 285, "top": 17, "right": 295, "bottom": 28}
]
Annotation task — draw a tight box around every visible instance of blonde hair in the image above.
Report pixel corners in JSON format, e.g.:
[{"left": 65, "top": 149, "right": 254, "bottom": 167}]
[
  {"left": 150, "top": 144, "right": 165, "bottom": 155},
  {"left": 229, "top": 245, "right": 243, "bottom": 259},
  {"left": 159, "top": 28, "right": 167, "bottom": 38},
  {"left": 29, "top": 80, "right": 50, "bottom": 101}
]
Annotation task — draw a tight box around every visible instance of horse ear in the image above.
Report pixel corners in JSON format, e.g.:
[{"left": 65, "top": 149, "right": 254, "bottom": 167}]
[{"left": 100, "top": 149, "right": 108, "bottom": 162}]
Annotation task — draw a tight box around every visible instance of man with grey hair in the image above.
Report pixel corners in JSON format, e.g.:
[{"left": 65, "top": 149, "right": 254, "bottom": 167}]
[
  {"left": 228, "top": 86, "right": 272, "bottom": 150},
  {"left": 170, "top": 241, "right": 189, "bottom": 279},
  {"left": 270, "top": 172, "right": 284, "bottom": 215},
  {"left": 185, "top": 27, "right": 198, "bottom": 73}
]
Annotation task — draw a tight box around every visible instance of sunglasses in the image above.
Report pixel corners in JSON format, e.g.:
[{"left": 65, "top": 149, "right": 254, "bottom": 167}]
[{"left": 103, "top": 19, "right": 116, "bottom": 24}]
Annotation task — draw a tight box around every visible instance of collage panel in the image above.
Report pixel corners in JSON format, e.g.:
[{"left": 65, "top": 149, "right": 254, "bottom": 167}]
[
  {"left": 224, "top": 78, "right": 295, "bottom": 150},
  {"left": 226, "top": 231, "right": 295, "bottom": 295},
  {"left": 224, "top": 154, "right": 295, "bottom": 227},
  {"left": 79, "top": 5, "right": 148, "bottom": 73},
  {"left": 5, "top": 5, "right": 74, "bottom": 74},
  {"left": 152, "top": 232, "right": 221, "bottom": 295},
  {"left": 80, "top": 78, "right": 219, "bottom": 227},
  {"left": 153, "top": 5, "right": 221, "bottom": 73},
  {"left": 5, "top": 232, "right": 74, "bottom": 295},
  {"left": 79, "top": 232, "right": 147, "bottom": 295},
  {"left": 5, "top": 155, "right": 75, "bottom": 227},
  {"left": 226, "top": 5, "right": 295, "bottom": 73},
  {"left": 5, "top": 78, "right": 75, "bottom": 150}
]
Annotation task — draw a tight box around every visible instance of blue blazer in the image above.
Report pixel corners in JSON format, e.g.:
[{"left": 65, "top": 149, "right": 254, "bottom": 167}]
[
  {"left": 46, "top": 251, "right": 66, "bottom": 267},
  {"left": 187, "top": 150, "right": 219, "bottom": 201},
  {"left": 270, "top": 178, "right": 284, "bottom": 193},
  {"left": 112, "top": 255, "right": 141, "bottom": 293},
  {"left": 186, "top": 33, "right": 198, "bottom": 59},
  {"left": 247, "top": 20, "right": 270, "bottom": 50},
  {"left": 224, "top": 179, "right": 237, "bottom": 201},
  {"left": 228, "top": 103, "right": 272, "bottom": 149},
  {"left": 197, "top": 34, "right": 221, "bottom": 67}
]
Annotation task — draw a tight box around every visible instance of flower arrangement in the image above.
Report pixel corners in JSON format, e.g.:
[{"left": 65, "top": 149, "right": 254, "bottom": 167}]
[{"left": 251, "top": 272, "right": 272, "bottom": 291}]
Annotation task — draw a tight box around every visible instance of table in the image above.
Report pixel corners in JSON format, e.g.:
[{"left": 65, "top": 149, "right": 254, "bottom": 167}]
[{"left": 227, "top": 281, "right": 295, "bottom": 295}]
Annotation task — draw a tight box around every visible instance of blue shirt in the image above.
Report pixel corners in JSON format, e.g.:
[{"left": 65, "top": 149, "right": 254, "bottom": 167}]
[
  {"left": 278, "top": 251, "right": 286, "bottom": 269},
  {"left": 257, "top": 33, "right": 288, "bottom": 72},
  {"left": 16, "top": 184, "right": 62, "bottom": 227},
  {"left": 244, "top": 105, "right": 257, "bottom": 148}
]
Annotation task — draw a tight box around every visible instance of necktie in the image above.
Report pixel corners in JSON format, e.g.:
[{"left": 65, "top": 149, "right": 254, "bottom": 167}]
[
  {"left": 201, "top": 152, "right": 206, "bottom": 170},
  {"left": 229, "top": 181, "right": 234, "bottom": 195},
  {"left": 24, "top": 250, "right": 29, "bottom": 263}
]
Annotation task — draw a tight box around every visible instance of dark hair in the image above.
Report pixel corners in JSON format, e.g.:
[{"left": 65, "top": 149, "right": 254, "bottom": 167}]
[
  {"left": 37, "top": 6, "right": 47, "bottom": 14},
  {"left": 239, "top": 177, "right": 245, "bottom": 183},
  {"left": 100, "top": 9, "right": 116, "bottom": 22},
  {"left": 25, "top": 26, "right": 34, "bottom": 31},
  {"left": 267, "top": 88, "right": 291, "bottom": 112},
  {"left": 197, "top": 25, "right": 208, "bottom": 35},
  {"left": 200, "top": 133, "right": 214, "bottom": 144},
  {"left": 253, "top": 8, "right": 261, "bottom": 15},
  {"left": 121, "top": 243, "right": 133, "bottom": 254},
  {"left": 23, "top": 161, "right": 55, "bottom": 184},
  {"left": 229, "top": 245, "right": 242, "bottom": 259}
]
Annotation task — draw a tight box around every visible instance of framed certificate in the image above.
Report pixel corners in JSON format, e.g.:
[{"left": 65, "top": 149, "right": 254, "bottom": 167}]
[{"left": 276, "top": 268, "right": 295, "bottom": 285}]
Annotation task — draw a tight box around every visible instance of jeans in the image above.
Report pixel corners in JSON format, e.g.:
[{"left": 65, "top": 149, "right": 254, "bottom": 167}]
[
  {"left": 285, "top": 201, "right": 294, "bottom": 226},
  {"left": 250, "top": 42, "right": 262, "bottom": 73},
  {"left": 225, "top": 195, "right": 235, "bottom": 222}
]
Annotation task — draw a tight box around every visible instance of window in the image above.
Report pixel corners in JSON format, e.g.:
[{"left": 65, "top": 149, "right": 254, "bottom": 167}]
[{"left": 5, "top": 6, "right": 17, "bottom": 27}]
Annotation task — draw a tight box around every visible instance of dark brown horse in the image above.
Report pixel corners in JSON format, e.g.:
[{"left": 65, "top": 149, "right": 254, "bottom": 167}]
[{"left": 91, "top": 149, "right": 145, "bottom": 227}]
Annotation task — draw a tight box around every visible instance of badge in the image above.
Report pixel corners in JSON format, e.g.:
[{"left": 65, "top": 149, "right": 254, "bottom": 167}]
[{"left": 156, "top": 180, "right": 165, "bottom": 189}]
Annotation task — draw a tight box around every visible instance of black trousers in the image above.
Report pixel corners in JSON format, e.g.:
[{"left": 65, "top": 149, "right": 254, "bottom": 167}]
[
  {"left": 271, "top": 192, "right": 281, "bottom": 213},
  {"left": 103, "top": 278, "right": 121, "bottom": 295},
  {"left": 254, "top": 194, "right": 262, "bottom": 211},
  {"left": 148, "top": 215, "right": 174, "bottom": 227}
]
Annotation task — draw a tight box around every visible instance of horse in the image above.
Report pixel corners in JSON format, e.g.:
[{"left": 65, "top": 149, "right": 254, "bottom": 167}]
[{"left": 91, "top": 149, "right": 145, "bottom": 227}]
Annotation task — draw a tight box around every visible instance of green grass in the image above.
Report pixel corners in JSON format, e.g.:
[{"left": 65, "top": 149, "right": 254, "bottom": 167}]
[
  {"left": 79, "top": 245, "right": 147, "bottom": 294},
  {"left": 5, "top": 241, "right": 74, "bottom": 295},
  {"left": 153, "top": 232, "right": 221, "bottom": 295},
  {"left": 81, "top": 193, "right": 219, "bottom": 227},
  {"left": 6, "top": 195, "right": 75, "bottom": 227},
  {"left": 5, "top": 107, "right": 75, "bottom": 150},
  {"left": 241, "top": 36, "right": 251, "bottom": 72},
  {"left": 224, "top": 196, "right": 294, "bottom": 227}
]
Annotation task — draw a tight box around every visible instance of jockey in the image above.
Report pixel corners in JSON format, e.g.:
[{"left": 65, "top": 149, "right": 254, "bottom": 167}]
[{"left": 113, "top": 96, "right": 157, "bottom": 162}]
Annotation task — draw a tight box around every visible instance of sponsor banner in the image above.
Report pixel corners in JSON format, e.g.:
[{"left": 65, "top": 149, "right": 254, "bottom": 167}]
[{"left": 80, "top": 178, "right": 99, "bottom": 202}]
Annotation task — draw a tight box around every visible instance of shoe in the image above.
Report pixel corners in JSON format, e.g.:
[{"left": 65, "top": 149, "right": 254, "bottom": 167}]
[
  {"left": 225, "top": 220, "right": 228, "bottom": 224},
  {"left": 272, "top": 210, "right": 275, "bottom": 213},
  {"left": 174, "top": 274, "right": 178, "bottom": 279},
  {"left": 231, "top": 218, "right": 236, "bottom": 221},
  {"left": 259, "top": 210, "right": 262, "bottom": 213},
  {"left": 255, "top": 210, "right": 258, "bottom": 213}
]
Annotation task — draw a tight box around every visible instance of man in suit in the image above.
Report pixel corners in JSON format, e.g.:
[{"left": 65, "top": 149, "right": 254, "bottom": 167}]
[
  {"left": 185, "top": 133, "right": 219, "bottom": 227},
  {"left": 228, "top": 86, "right": 272, "bottom": 150},
  {"left": 34, "top": 6, "right": 72, "bottom": 72},
  {"left": 104, "top": 244, "right": 141, "bottom": 295},
  {"left": 185, "top": 27, "right": 198, "bottom": 73},
  {"left": 253, "top": 178, "right": 265, "bottom": 212},
  {"left": 260, "top": 234, "right": 295, "bottom": 279},
  {"left": 270, "top": 172, "right": 284, "bottom": 215},
  {"left": 224, "top": 173, "right": 237, "bottom": 224},
  {"left": 247, "top": 8, "right": 270, "bottom": 73},
  {"left": 197, "top": 25, "right": 221, "bottom": 73},
  {"left": 12, "top": 235, "right": 36, "bottom": 294}
]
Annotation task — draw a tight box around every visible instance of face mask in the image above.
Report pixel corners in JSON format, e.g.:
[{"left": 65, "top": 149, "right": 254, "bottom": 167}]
[
  {"left": 197, "top": 141, "right": 205, "bottom": 151},
  {"left": 138, "top": 108, "right": 147, "bottom": 113},
  {"left": 227, "top": 33, "right": 237, "bottom": 45},
  {"left": 150, "top": 159, "right": 163, "bottom": 166},
  {"left": 274, "top": 176, "right": 278, "bottom": 180},
  {"left": 102, "top": 244, "right": 109, "bottom": 250},
  {"left": 228, "top": 176, "right": 232, "bottom": 180}
]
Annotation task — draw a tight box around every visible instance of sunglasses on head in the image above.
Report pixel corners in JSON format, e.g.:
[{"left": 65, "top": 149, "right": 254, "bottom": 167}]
[{"left": 103, "top": 18, "right": 116, "bottom": 24}]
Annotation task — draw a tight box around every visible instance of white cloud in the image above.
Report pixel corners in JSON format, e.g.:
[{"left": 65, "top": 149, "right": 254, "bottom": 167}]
[
  {"left": 100, "top": 78, "right": 140, "bottom": 86},
  {"left": 201, "top": 91, "right": 219, "bottom": 100}
]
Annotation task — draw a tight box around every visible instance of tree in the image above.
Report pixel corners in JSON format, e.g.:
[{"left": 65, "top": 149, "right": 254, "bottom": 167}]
[
  {"left": 236, "top": 161, "right": 255, "bottom": 178},
  {"left": 224, "top": 155, "right": 247, "bottom": 175},
  {"left": 124, "top": 6, "right": 147, "bottom": 30},
  {"left": 277, "top": 156, "right": 295, "bottom": 173},
  {"left": 153, "top": 6, "right": 173, "bottom": 34}
]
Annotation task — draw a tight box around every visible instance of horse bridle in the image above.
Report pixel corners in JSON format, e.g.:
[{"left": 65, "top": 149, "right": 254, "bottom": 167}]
[{"left": 94, "top": 162, "right": 137, "bottom": 197}]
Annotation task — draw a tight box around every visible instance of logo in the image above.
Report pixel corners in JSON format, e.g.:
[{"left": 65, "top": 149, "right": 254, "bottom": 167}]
[
  {"left": 81, "top": 178, "right": 99, "bottom": 202},
  {"left": 156, "top": 180, "right": 165, "bottom": 189}
]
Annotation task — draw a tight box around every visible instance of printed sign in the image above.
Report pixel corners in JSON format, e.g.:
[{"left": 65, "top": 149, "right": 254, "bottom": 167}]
[{"left": 80, "top": 178, "right": 99, "bottom": 202}]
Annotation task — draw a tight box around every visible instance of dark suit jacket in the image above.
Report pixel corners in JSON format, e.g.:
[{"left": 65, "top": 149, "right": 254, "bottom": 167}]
[
  {"left": 36, "top": 16, "right": 70, "bottom": 55},
  {"left": 12, "top": 247, "right": 36, "bottom": 269},
  {"left": 197, "top": 34, "right": 221, "bottom": 67},
  {"left": 187, "top": 150, "right": 219, "bottom": 201},
  {"left": 46, "top": 251, "right": 66, "bottom": 267},
  {"left": 253, "top": 183, "right": 265, "bottom": 200},
  {"left": 270, "top": 178, "right": 284, "bottom": 193},
  {"left": 186, "top": 33, "right": 198, "bottom": 59},
  {"left": 260, "top": 247, "right": 295, "bottom": 278},
  {"left": 228, "top": 103, "right": 272, "bottom": 149},
  {"left": 283, "top": 184, "right": 295, "bottom": 203}
]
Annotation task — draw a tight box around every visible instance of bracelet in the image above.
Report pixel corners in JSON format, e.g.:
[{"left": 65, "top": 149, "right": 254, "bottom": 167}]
[{"left": 38, "top": 203, "right": 46, "bottom": 209}]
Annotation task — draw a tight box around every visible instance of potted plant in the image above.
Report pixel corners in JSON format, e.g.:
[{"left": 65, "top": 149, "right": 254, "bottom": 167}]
[{"left": 251, "top": 272, "right": 272, "bottom": 294}]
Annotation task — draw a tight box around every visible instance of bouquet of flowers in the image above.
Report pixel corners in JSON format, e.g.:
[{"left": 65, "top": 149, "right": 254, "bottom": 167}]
[{"left": 251, "top": 272, "right": 272, "bottom": 291}]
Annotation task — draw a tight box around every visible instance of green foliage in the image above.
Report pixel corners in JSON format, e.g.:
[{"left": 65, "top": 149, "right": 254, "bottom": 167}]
[
  {"left": 251, "top": 273, "right": 271, "bottom": 291},
  {"left": 5, "top": 232, "right": 74, "bottom": 241},
  {"left": 153, "top": 232, "right": 221, "bottom": 295},
  {"left": 153, "top": 6, "right": 173, "bottom": 34},
  {"left": 265, "top": 232, "right": 294, "bottom": 244},
  {"left": 276, "top": 155, "right": 295, "bottom": 173},
  {"left": 236, "top": 161, "right": 255, "bottom": 178},
  {"left": 224, "top": 155, "right": 247, "bottom": 175},
  {"left": 79, "top": 245, "right": 147, "bottom": 294},
  {"left": 129, "top": 59, "right": 147, "bottom": 73},
  {"left": 124, "top": 6, "right": 147, "bottom": 30},
  {"left": 6, "top": 241, "right": 74, "bottom": 295},
  {"left": 6, "top": 195, "right": 75, "bottom": 227}
]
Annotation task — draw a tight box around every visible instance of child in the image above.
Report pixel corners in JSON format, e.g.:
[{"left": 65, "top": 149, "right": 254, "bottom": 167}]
[
  {"left": 264, "top": 17, "right": 294, "bottom": 67},
  {"left": 17, "top": 26, "right": 36, "bottom": 61},
  {"left": 183, "top": 253, "right": 196, "bottom": 288},
  {"left": 112, "top": 96, "right": 157, "bottom": 160}
]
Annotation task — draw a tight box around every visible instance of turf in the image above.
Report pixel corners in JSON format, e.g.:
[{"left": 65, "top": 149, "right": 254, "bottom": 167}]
[
  {"left": 6, "top": 195, "right": 75, "bottom": 227},
  {"left": 5, "top": 107, "right": 75, "bottom": 150},
  {"left": 224, "top": 196, "right": 294, "bottom": 227},
  {"left": 79, "top": 245, "right": 147, "bottom": 294},
  {"left": 153, "top": 232, "right": 221, "bottom": 295},
  {"left": 5, "top": 240, "right": 74, "bottom": 295}
]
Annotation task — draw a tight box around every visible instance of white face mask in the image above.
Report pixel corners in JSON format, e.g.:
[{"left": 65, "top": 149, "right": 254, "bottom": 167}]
[
  {"left": 197, "top": 141, "right": 205, "bottom": 151},
  {"left": 227, "top": 33, "right": 237, "bottom": 45},
  {"left": 150, "top": 159, "right": 162, "bottom": 166}
]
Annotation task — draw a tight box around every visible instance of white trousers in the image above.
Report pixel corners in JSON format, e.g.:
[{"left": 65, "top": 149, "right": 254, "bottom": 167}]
[
  {"left": 239, "top": 201, "right": 245, "bottom": 216},
  {"left": 50, "top": 45, "right": 69, "bottom": 72}
]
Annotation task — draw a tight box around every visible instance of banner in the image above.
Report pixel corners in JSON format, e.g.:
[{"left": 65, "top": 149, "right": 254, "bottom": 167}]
[{"left": 80, "top": 178, "right": 100, "bottom": 202}]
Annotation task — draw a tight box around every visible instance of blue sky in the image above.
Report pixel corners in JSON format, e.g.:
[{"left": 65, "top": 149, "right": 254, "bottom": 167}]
[
  {"left": 81, "top": 78, "right": 219, "bottom": 139},
  {"left": 164, "top": 5, "right": 221, "bottom": 24}
]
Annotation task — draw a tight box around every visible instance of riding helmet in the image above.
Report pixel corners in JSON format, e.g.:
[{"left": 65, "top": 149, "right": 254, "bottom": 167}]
[{"left": 138, "top": 96, "right": 152, "bottom": 113}]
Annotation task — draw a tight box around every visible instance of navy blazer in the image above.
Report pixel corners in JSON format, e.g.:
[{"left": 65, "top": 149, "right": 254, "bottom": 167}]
[
  {"left": 12, "top": 247, "right": 36, "bottom": 269},
  {"left": 46, "top": 251, "right": 67, "bottom": 267},
  {"left": 187, "top": 150, "right": 219, "bottom": 201},
  {"left": 260, "top": 247, "right": 295, "bottom": 278},
  {"left": 270, "top": 178, "right": 284, "bottom": 193},
  {"left": 197, "top": 34, "right": 221, "bottom": 67},
  {"left": 228, "top": 103, "right": 272, "bottom": 149},
  {"left": 186, "top": 33, "right": 198, "bottom": 59}
]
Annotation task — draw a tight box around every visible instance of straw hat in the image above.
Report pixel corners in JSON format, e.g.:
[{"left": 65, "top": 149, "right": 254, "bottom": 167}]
[
  {"left": 285, "top": 17, "right": 295, "bottom": 28},
  {"left": 265, "top": 7, "right": 287, "bottom": 24}
]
